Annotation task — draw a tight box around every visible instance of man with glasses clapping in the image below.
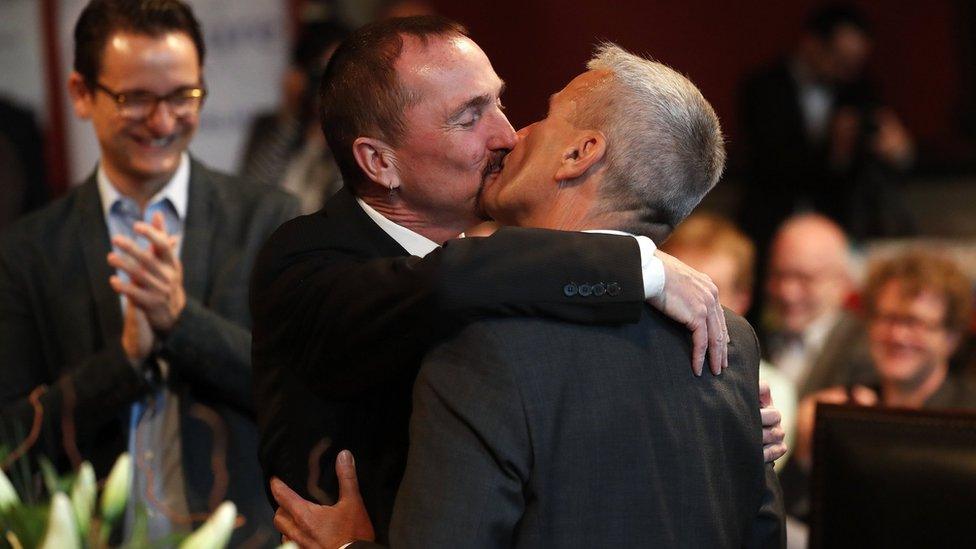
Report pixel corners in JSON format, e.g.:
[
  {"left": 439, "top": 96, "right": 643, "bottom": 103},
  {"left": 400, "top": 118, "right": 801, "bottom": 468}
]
[{"left": 0, "top": 1, "right": 298, "bottom": 546}]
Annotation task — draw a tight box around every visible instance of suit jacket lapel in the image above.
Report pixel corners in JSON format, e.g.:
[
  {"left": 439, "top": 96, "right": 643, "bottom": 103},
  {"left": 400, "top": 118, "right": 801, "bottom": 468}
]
[
  {"left": 77, "top": 175, "right": 123, "bottom": 345},
  {"left": 180, "top": 160, "right": 216, "bottom": 301}
]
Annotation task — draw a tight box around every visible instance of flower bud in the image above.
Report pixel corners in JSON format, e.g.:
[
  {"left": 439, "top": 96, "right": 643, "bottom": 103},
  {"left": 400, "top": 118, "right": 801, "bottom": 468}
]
[
  {"left": 40, "top": 492, "right": 80, "bottom": 549},
  {"left": 180, "top": 501, "right": 238, "bottom": 549},
  {"left": 99, "top": 453, "right": 131, "bottom": 527},
  {"left": 0, "top": 466, "right": 20, "bottom": 511},
  {"left": 70, "top": 462, "right": 97, "bottom": 537}
]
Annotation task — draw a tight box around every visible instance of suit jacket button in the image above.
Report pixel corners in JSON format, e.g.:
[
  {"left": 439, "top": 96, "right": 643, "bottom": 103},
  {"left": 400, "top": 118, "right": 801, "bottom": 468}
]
[
  {"left": 563, "top": 283, "right": 578, "bottom": 297},
  {"left": 592, "top": 282, "right": 606, "bottom": 296},
  {"left": 578, "top": 283, "right": 593, "bottom": 297},
  {"left": 607, "top": 282, "right": 621, "bottom": 296}
]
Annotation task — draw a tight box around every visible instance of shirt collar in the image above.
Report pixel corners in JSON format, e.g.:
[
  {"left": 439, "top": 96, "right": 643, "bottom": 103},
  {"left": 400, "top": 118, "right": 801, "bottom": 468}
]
[
  {"left": 97, "top": 153, "right": 190, "bottom": 220},
  {"left": 355, "top": 197, "right": 440, "bottom": 257},
  {"left": 801, "top": 309, "right": 842, "bottom": 351}
]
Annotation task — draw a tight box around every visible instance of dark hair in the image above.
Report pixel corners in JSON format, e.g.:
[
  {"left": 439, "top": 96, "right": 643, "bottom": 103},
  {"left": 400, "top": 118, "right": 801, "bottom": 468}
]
[
  {"left": 74, "top": 0, "right": 205, "bottom": 86},
  {"left": 318, "top": 15, "right": 468, "bottom": 190},
  {"left": 804, "top": 3, "right": 872, "bottom": 40},
  {"left": 292, "top": 22, "right": 349, "bottom": 72}
]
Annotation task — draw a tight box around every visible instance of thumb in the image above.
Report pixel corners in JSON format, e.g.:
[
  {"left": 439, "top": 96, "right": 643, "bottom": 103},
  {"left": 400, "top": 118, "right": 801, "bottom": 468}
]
[{"left": 335, "top": 450, "right": 362, "bottom": 502}]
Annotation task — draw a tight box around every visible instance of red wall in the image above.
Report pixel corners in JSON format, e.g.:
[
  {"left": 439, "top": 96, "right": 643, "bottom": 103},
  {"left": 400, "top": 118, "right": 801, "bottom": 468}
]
[{"left": 428, "top": 1, "right": 969, "bottom": 169}]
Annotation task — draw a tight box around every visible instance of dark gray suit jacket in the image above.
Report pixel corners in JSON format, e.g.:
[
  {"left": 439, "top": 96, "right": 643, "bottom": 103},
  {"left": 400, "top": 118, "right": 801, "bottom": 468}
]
[
  {"left": 390, "top": 307, "right": 784, "bottom": 548},
  {"left": 0, "top": 159, "right": 298, "bottom": 547}
]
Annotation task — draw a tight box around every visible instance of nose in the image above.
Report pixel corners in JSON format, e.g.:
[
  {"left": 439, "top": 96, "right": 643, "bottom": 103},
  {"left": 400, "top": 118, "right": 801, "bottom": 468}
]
[
  {"left": 145, "top": 100, "right": 177, "bottom": 135},
  {"left": 515, "top": 124, "right": 533, "bottom": 140},
  {"left": 487, "top": 109, "right": 517, "bottom": 151}
]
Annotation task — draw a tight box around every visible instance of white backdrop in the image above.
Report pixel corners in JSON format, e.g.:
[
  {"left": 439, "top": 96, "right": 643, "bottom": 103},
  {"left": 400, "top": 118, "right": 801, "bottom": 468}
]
[
  {"left": 0, "top": 0, "right": 47, "bottom": 119},
  {"left": 53, "top": 0, "right": 289, "bottom": 183}
]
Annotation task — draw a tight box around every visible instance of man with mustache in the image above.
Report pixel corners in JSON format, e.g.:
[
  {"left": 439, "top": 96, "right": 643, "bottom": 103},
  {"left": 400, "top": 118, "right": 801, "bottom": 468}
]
[{"left": 251, "top": 16, "right": 785, "bottom": 544}]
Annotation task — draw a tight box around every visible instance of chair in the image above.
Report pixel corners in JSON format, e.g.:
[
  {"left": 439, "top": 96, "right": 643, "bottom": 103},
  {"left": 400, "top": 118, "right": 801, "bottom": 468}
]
[{"left": 809, "top": 403, "right": 976, "bottom": 548}]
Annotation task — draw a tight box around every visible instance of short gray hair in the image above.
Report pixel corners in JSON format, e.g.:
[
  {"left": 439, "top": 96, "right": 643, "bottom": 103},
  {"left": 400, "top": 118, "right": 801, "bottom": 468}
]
[{"left": 581, "top": 43, "right": 725, "bottom": 236}]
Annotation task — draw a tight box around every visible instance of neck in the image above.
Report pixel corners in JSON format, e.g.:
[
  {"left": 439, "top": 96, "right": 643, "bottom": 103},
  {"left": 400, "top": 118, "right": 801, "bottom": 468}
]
[
  {"left": 103, "top": 163, "right": 172, "bottom": 211},
  {"left": 881, "top": 364, "right": 948, "bottom": 408},
  {"left": 359, "top": 188, "right": 471, "bottom": 245}
]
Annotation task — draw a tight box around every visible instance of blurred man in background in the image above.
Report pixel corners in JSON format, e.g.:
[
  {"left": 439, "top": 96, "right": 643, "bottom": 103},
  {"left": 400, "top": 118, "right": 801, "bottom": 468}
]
[
  {"left": 240, "top": 21, "right": 349, "bottom": 214},
  {"left": 0, "top": 1, "right": 297, "bottom": 545},
  {"left": 786, "top": 250, "right": 975, "bottom": 547},
  {"left": 739, "top": 4, "right": 915, "bottom": 319},
  {"left": 763, "top": 214, "right": 875, "bottom": 400}
]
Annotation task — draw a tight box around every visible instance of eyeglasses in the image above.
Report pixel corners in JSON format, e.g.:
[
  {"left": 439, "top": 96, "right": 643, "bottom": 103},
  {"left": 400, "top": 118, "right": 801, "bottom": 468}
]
[
  {"left": 94, "top": 82, "right": 207, "bottom": 120},
  {"left": 871, "top": 312, "right": 946, "bottom": 334}
]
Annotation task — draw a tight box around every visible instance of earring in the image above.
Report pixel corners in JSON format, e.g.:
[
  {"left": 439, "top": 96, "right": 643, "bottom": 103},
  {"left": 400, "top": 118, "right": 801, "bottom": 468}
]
[{"left": 389, "top": 185, "right": 398, "bottom": 198}]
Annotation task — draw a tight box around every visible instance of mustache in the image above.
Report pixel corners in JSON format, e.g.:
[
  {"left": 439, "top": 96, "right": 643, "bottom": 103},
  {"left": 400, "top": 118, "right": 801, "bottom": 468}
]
[{"left": 482, "top": 150, "right": 507, "bottom": 179}]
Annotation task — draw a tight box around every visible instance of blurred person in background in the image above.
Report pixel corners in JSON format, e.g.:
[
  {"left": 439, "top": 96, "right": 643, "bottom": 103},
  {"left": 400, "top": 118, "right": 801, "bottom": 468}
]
[
  {"left": 0, "top": 97, "right": 49, "bottom": 232},
  {"left": 240, "top": 21, "right": 349, "bottom": 214},
  {"left": 785, "top": 250, "right": 975, "bottom": 547},
  {"left": 763, "top": 213, "right": 875, "bottom": 400},
  {"left": 663, "top": 212, "right": 796, "bottom": 469},
  {"left": 739, "top": 3, "right": 915, "bottom": 319},
  {"left": 0, "top": 0, "right": 298, "bottom": 545}
]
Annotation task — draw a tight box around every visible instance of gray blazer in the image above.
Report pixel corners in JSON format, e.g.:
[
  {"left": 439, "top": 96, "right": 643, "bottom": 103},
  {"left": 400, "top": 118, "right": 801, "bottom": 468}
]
[
  {"left": 0, "top": 159, "right": 299, "bottom": 546},
  {"left": 390, "top": 308, "right": 784, "bottom": 548}
]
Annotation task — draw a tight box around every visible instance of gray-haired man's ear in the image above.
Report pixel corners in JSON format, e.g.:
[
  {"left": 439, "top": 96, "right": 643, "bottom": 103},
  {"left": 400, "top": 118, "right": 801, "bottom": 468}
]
[{"left": 554, "top": 130, "right": 607, "bottom": 183}]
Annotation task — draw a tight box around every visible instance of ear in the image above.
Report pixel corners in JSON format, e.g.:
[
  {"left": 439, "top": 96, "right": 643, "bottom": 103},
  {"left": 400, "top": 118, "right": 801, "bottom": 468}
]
[
  {"left": 352, "top": 137, "right": 401, "bottom": 192},
  {"left": 68, "top": 72, "right": 94, "bottom": 119},
  {"left": 554, "top": 130, "right": 607, "bottom": 182}
]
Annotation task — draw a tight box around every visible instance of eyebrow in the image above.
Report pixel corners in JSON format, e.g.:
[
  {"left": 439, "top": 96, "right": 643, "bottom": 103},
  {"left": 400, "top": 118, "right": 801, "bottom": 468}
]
[{"left": 447, "top": 81, "right": 507, "bottom": 123}]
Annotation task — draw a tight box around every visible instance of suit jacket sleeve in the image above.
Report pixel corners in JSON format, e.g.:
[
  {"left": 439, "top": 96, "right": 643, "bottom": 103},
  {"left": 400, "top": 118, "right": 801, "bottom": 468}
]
[
  {"left": 388, "top": 323, "right": 529, "bottom": 548},
  {"left": 0, "top": 236, "right": 148, "bottom": 459},
  {"left": 162, "top": 193, "right": 299, "bottom": 414},
  {"left": 252, "top": 225, "right": 645, "bottom": 397}
]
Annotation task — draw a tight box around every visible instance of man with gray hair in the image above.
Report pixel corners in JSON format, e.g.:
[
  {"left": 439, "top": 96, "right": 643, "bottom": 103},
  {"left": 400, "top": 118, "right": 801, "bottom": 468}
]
[{"left": 274, "top": 43, "right": 784, "bottom": 548}]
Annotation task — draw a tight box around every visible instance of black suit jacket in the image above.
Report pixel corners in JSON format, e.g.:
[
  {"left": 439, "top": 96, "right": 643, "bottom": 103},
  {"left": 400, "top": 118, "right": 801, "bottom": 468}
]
[
  {"left": 390, "top": 309, "right": 784, "bottom": 548},
  {"left": 250, "top": 187, "right": 650, "bottom": 541},
  {"left": 0, "top": 160, "right": 298, "bottom": 547}
]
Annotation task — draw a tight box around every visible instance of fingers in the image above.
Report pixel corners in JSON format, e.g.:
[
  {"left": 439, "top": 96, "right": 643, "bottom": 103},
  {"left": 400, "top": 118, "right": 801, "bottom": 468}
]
[
  {"left": 690, "top": 324, "right": 706, "bottom": 377},
  {"left": 107, "top": 251, "right": 167, "bottom": 294},
  {"left": 273, "top": 508, "right": 315, "bottom": 548},
  {"left": 759, "top": 379, "right": 773, "bottom": 407},
  {"left": 133, "top": 219, "right": 177, "bottom": 265},
  {"left": 335, "top": 450, "right": 362, "bottom": 503},
  {"left": 851, "top": 385, "right": 879, "bottom": 406},
  {"left": 110, "top": 275, "right": 157, "bottom": 309},
  {"left": 270, "top": 477, "right": 307, "bottom": 513},
  {"left": 760, "top": 406, "right": 782, "bottom": 430},
  {"left": 762, "top": 424, "right": 785, "bottom": 445},
  {"left": 720, "top": 305, "right": 730, "bottom": 371},
  {"left": 704, "top": 296, "right": 725, "bottom": 376},
  {"left": 763, "top": 442, "right": 788, "bottom": 463}
]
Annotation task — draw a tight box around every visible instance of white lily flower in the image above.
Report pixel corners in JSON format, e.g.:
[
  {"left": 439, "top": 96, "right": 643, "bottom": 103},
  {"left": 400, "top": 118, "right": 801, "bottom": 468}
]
[
  {"left": 179, "top": 501, "right": 238, "bottom": 549},
  {"left": 40, "top": 492, "right": 80, "bottom": 549},
  {"left": 0, "top": 466, "right": 20, "bottom": 511},
  {"left": 70, "top": 462, "right": 97, "bottom": 537},
  {"left": 99, "top": 453, "right": 131, "bottom": 527}
]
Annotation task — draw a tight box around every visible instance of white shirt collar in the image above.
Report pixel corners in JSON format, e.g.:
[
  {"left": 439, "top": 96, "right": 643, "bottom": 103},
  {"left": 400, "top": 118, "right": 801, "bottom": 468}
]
[
  {"left": 355, "top": 197, "right": 440, "bottom": 257},
  {"left": 97, "top": 153, "right": 190, "bottom": 220},
  {"left": 802, "top": 309, "right": 841, "bottom": 352}
]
